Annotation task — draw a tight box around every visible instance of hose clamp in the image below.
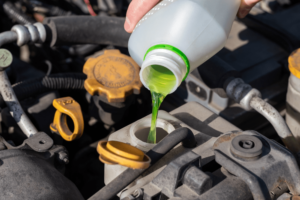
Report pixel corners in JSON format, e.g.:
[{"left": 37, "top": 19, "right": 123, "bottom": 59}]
[
  {"left": 33, "top": 23, "right": 46, "bottom": 43},
  {"left": 240, "top": 88, "right": 261, "bottom": 111},
  {"left": 226, "top": 78, "right": 261, "bottom": 111},
  {"left": 11, "top": 25, "right": 31, "bottom": 46},
  {"left": 50, "top": 97, "right": 84, "bottom": 141},
  {"left": 24, "top": 24, "right": 39, "bottom": 43},
  {"left": 11, "top": 22, "right": 46, "bottom": 46}
]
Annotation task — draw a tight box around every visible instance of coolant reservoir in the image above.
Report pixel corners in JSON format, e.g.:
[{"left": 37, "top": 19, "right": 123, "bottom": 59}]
[
  {"left": 104, "top": 111, "right": 177, "bottom": 185},
  {"left": 286, "top": 49, "right": 300, "bottom": 142},
  {"left": 103, "top": 102, "right": 240, "bottom": 197},
  {"left": 128, "top": 0, "right": 240, "bottom": 94}
]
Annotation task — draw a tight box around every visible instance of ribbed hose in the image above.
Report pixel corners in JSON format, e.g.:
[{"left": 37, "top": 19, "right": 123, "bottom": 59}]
[
  {"left": 0, "top": 73, "right": 87, "bottom": 108},
  {"left": 3, "top": 1, "right": 35, "bottom": 25},
  {"left": 88, "top": 127, "right": 197, "bottom": 200}
]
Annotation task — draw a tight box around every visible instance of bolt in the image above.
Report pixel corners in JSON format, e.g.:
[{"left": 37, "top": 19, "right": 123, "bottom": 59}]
[
  {"left": 132, "top": 190, "right": 140, "bottom": 197},
  {"left": 239, "top": 140, "right": 254, "bottom": 149},
  {"left": 131, "top": 189, "right": 143, "bottom": 199},
  {"left": 63, "top": 157, "right": 69, "bottom": 164},
  {"left": 58, "top": 151, "right": 69, "bottom": 164},
  {"left": 196, "top": 87, "right": 201, "bottom": 93},
  {"left": 230, "top": 134, "right": 263, "bottom": 159}
]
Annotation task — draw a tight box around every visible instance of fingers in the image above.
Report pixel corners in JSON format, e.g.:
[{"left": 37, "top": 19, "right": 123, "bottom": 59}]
[
  {"left": 124, "top": 0, "right": 261, "bottom": 32},
  {"left": 124, "top": 0, "right": 160, "bottom": 33},
  {"left": 238, "top": 0, "right": 261, "bottom": 18}
]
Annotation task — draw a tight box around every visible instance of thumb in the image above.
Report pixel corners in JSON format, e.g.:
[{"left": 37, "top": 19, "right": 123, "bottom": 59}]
[
  {"left": 238, "top": 0, "right": 261, "bottom": 18},
  {"left": 124, "top": 0, "right": 160, "bottom": 33}
]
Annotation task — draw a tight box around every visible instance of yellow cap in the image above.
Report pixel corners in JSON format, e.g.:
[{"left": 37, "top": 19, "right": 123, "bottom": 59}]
[
  {"left": 97, "top": 141, "right": 151, "bottom": 169},
  {"left": 50, "top": 97, "right": 84, "bottom": 141},
  {"left": 289, "top": 48, "right": 300, "bottom": 79},
  {"left": 83, "top": 50, "right": 142, "bottom": 103}
]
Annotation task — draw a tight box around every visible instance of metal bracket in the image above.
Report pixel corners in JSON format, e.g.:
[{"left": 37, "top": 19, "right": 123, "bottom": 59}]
[
  {"left": 151, "top": 151, "right": 201, "bottom": 197},
  {"left": 213, "top": 130, "right": 300, "bottom": 200},
  {"left": 2, "top": 131, "right": 53, "bottom": 152}
]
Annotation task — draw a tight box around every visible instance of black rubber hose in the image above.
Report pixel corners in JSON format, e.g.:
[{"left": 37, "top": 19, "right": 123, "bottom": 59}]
[
  {"left": 88, "top": 127, "right": 197, "bottom": 200},
  {"left": 0, "top": 73, "right": 86, "bottom": 108},
  {"left": 3, "top": 1, "right": 35, "bottom": 25},
  {"left": 68, "top": 44, "right": 99, "bottom": 56},
  {"left": 43, "top": 16, "right": 130, "bottom": 47}
]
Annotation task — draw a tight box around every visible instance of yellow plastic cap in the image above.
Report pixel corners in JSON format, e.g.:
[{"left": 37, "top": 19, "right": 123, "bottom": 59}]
[
  {"left": 289, "top": 48, "right": 300, "bottom": 79},
  {"left": 97, "top": 141, "right": 151, "bottom": 169},
  {"left": 50, "top": 97, "right": 84, "bottom": 141},
  {"left": 83, "top": 50, "right": 143, "bottom": 103}
]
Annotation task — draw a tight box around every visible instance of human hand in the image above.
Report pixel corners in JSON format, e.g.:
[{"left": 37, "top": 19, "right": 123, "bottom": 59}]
[
  {"left": 238, "top": 0, "right": 262, "bottom": 18},
  {"left": 124, "top": 0, "right": 262, "bottom": 33}
]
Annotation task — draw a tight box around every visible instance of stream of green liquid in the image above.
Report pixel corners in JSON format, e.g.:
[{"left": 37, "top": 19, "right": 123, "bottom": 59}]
[{"left": 146, "top": 65, "right": 176, "bottom": 144}]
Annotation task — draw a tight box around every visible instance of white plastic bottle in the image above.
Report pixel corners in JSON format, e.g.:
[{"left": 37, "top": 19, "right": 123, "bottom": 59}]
[{"left": 128, "top": 0, "right": 241, "bottom": 94}]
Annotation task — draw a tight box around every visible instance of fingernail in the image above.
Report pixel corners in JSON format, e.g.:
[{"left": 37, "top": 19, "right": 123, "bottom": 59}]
[{"left": 124, "top": 17, "right": 132, "bottom": 32}]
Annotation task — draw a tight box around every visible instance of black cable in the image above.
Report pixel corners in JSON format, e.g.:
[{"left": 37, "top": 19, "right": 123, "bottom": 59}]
[
  {"left": 3, "top": 1, "right": 35, "bottom": 25},
  {"left": 44, "top": 60, "right": 52, "bottom": 76},
  {"left": 68, "top": 44, "right": 99, "bottom": 56},
  {"left": 0, "top": 73, "right": 87, "bottom": 108},
  {"left": 88, "top": 127, "right": 197, "bottom": 200}
]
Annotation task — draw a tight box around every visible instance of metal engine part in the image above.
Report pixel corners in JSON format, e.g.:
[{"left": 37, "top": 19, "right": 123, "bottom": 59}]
[
  {"left": 214, "top": 131, "right": 300, "bottom": 200},
  {"left": 0, "top": 149, "right": 84, "bottom": 200},
  {"left": 0, "top": 131, "right": 84, "bottom": 200},
  {"left": 117, "top": 102, "right": 300, "bottom": 200}
]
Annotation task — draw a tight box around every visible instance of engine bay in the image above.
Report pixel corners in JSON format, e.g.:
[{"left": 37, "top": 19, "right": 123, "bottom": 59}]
[{"left": 0, "top": 0, "right": 300, "bottom": 199}]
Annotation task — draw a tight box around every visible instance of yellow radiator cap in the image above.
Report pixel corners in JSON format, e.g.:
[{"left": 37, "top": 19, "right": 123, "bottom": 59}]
[
  {"left": 97, "top": 141, "right": 151, "bottom": 169},
  {"left": 50, "top": 97, "right": 84, "bottom": 141},
  {"left": 289, "top": 48, "right": 300, "bottom": 79},
  {"left": 83, "top": 50, "right": 142, "bottom": 103}
]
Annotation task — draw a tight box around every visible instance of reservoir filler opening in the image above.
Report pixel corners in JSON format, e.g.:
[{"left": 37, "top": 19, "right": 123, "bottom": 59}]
[
  {"left": 141, "top": 45, "right": 190, "bottom": 143},
  {"left": 143, "top": 45, "right": 190, "bottom": 80},
  {"left": 140, "top": 45, "right": 190, "bottom": 95}
]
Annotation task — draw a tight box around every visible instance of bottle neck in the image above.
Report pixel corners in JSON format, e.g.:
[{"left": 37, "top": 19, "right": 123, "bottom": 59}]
[{"left": 140, "top": 49, "right": 187, "bottom": 95}]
